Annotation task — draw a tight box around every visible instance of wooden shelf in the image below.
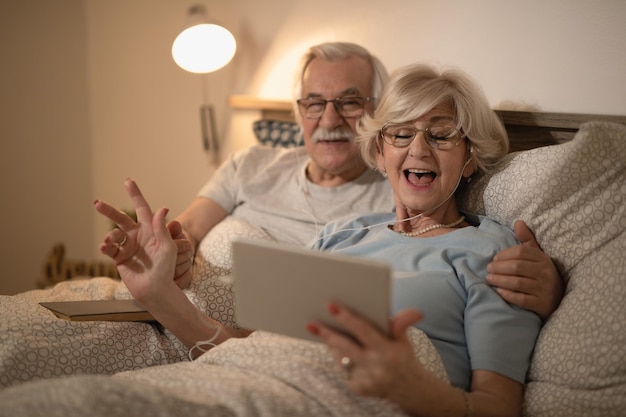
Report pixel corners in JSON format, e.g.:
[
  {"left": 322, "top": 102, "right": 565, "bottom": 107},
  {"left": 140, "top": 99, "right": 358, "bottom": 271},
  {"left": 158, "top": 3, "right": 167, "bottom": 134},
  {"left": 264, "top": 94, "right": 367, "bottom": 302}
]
[
  {"left": 228, "top": 95, "right": 294, "bottom": 122},
  {"left": 228, "top": 95, "right": 292, "bottom": 111}
]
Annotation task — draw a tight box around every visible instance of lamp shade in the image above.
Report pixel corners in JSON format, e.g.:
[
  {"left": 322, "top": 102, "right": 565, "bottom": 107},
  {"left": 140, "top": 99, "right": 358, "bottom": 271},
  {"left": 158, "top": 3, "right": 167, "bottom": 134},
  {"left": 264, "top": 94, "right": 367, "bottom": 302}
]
[{"left": 171, "top": 7, "right": 236, "bottom": 74}]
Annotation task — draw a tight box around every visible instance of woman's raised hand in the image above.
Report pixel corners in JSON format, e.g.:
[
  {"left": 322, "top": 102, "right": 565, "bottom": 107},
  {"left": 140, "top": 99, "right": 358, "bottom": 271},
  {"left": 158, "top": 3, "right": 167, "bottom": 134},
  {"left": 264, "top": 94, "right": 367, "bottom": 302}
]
[{"left": 93, "top": 179, "right": 177, "bottom": 302}]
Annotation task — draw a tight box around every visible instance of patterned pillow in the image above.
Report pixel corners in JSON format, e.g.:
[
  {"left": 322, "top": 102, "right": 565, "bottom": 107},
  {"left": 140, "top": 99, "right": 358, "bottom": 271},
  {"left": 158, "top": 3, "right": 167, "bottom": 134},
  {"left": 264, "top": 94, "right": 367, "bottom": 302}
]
[
  {"left": 252, "top": 119, "right": 303, "bottom": 148},
  {"left": 460, "top": 121, "right": 626, "bottom": 416},
  {"left": 524, "top": 233, "right": 625, "bottom": 416},
  {"left": 188, "top": 217, "right": 275, "bottom": 328}
]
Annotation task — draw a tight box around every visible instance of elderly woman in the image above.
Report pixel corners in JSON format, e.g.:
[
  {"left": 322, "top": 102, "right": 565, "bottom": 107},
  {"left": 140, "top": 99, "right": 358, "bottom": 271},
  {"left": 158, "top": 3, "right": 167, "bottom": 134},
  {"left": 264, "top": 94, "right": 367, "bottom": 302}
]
[{"left": 307, "top": 63, "right": 541, "bottom": 417}]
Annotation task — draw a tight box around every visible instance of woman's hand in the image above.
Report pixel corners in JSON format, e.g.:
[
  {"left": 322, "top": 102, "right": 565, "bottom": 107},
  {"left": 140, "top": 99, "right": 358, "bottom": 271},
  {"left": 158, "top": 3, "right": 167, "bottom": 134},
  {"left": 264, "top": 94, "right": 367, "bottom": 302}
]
[
  {"left": 93, "top": 179, "right": 178, "bottom": 302},
  {"left": 95, "top": 181, "right": 194, "bottom": 291},
  {"left": 94, "top": 179, "right": 248, "bottom": 351},
  {"left": 308, "top": 303, "right": 523, "bottom": 417},
  {"left": 487, "top": 220, "right": 564, "bottom": 319},
  {"left": 307, "top": 304, "right": 428, "bottom": 404}
]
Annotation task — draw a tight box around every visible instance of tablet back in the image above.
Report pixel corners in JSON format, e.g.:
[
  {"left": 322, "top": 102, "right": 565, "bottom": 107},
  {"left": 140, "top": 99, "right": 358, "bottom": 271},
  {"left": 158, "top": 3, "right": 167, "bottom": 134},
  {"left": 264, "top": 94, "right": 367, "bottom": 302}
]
[{"left": 232, "top": 238, "right": 391, "bottom": 342}]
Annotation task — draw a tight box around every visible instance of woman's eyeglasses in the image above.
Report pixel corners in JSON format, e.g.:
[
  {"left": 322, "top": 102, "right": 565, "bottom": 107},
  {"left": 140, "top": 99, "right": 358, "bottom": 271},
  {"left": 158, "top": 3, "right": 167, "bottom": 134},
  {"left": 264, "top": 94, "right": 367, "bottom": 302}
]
[{"left": 380, "top": 123, "right": 465, "bottom": 149}]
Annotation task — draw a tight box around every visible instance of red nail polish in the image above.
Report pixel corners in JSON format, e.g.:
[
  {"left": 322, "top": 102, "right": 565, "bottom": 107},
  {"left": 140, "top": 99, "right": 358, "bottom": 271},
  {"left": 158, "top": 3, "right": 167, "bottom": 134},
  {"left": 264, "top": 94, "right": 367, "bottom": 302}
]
[
  {"left": 328, "top": 302, "right": 340, "bottom": 316},
  {"left": 306, "top": 323, "right": 319, "bottom": 335}
]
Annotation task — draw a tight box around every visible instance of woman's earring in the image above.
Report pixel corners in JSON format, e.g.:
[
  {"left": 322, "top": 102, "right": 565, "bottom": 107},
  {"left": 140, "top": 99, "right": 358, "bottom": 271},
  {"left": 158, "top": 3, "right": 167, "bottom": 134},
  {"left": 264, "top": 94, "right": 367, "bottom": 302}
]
[{"left": 381, "top": 167, "right": 387, "bottom": 178}]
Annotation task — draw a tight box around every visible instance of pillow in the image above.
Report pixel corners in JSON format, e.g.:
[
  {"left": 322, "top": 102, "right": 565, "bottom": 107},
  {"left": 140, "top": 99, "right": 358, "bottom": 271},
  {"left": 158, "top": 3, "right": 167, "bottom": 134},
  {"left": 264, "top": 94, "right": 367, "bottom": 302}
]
[
  {"left": 460, "top": 121, "right": 626, "bottom": 416},
  {"left": 461, "top": 121, "right": 625, "bottom": 275},
  {"left": 523, "top": 232, "right": 625, "bottom": 416},
  {"left": 252, "top": 119, "right": 302, "bottom": 148},
  {"left": 187, "top": 217, "right": 275, "bottom": 328}
]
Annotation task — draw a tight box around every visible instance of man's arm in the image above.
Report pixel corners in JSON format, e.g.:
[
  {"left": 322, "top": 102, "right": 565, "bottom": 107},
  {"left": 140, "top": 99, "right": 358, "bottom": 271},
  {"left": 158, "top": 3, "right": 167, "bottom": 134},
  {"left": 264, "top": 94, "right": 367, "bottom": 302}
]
[
  {"left": 173, "top": 196, "right": 229, "bottom": 250},
  {"left": 487, "top": 220, "right": 564, "bottom": 319}
]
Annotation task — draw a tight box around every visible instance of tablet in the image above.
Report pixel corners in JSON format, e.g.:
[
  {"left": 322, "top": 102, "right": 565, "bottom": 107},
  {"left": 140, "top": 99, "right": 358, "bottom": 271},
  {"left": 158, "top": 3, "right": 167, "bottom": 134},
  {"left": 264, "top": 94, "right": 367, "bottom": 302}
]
[{"left": 232, "top": 238, "right": 391, "bottom": 342}]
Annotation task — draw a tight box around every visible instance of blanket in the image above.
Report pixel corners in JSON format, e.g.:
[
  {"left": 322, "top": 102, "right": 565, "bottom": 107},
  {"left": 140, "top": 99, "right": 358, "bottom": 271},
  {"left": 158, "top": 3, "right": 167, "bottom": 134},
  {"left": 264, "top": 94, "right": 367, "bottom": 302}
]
[
  {"left": 0, "top": 330, "right": 447, "bottom": 417},
  {"left": 0, "top": 217, "right": 273, "bottom": 390}
]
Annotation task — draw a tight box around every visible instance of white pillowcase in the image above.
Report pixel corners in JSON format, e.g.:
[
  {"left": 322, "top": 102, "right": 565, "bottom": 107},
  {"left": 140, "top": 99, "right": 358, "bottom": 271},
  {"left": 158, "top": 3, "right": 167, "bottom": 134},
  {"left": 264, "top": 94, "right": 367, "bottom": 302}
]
[
  {"left": 188, "top": 217, "right": 275, "bottom": 327},
  {"left": 461, "top": 121, "right": 625, "bottom": 274},
  {"left": 460, "top": 121, "right": 626, "bottom": 416}
]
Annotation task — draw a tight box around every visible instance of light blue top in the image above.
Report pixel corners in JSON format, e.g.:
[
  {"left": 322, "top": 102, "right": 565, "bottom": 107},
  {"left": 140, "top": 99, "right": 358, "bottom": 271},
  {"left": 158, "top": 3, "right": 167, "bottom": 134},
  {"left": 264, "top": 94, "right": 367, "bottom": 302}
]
[{"left": 313, "top": 212, "right": 541, "bottom": 390}]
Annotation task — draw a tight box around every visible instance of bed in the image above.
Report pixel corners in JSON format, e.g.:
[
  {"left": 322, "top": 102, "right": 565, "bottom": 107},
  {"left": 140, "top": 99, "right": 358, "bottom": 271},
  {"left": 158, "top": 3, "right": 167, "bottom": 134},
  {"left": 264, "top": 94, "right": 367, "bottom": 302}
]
[{"left": 0, "top": 98, "right": 624, "bottom": 416}]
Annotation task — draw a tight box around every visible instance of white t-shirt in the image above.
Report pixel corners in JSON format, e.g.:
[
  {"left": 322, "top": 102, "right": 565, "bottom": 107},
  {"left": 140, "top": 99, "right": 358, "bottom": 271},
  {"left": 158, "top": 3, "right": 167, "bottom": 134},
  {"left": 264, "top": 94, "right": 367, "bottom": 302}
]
[{"left": 198, "top": 145, "right": 395, "bottom": 247}]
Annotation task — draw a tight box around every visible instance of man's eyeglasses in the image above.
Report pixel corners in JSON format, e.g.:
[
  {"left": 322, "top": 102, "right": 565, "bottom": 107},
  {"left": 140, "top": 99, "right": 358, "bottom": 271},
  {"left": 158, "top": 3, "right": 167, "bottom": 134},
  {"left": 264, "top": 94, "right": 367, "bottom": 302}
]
[
  {"left": 380, "top": 123, "right": 465, "bottom": 150},
  {"left": 296, "top": 96, "right": 373, "bottom": 119}
]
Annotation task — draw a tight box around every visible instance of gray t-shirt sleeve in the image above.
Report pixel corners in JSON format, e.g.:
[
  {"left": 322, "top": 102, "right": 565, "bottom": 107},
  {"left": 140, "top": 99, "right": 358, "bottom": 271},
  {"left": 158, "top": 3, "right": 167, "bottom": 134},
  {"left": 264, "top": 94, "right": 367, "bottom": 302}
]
[{"left": 197, "top": 148, "right": 248, "bottom": 213}]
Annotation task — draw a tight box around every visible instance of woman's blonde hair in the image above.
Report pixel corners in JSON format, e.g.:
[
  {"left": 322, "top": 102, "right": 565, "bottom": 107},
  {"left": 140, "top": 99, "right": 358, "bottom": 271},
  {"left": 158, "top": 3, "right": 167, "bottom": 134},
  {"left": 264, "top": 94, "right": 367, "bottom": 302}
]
[{"left": 358, "top": 63, "right": 508, "bottom": 174}]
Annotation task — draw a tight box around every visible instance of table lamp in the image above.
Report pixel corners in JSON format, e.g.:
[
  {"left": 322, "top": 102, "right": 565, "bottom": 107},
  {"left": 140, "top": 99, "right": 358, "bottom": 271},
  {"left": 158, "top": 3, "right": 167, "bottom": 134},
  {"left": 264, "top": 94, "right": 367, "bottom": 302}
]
[{"left": 171, "top": 4, "right": 236, "bottom": 155}]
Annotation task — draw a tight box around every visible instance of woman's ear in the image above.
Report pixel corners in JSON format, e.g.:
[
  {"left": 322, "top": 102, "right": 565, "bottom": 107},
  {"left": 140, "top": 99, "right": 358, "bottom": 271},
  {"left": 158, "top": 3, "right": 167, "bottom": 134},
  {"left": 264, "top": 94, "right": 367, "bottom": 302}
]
[
  {"left": 462, "top": 145, "right": 477, "bottom": 178},
  {"left": 375, "top": 146, "right": 386, "bottom": 174},
  {"left": 463, "top": 160, "right": 477, "bottom": 178}
]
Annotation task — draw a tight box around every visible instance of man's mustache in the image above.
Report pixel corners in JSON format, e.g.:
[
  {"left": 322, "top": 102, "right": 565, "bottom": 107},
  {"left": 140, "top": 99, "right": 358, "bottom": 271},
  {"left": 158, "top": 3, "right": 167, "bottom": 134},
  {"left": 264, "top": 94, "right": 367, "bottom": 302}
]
[{"left": 311, "top": 127, "right": 355, "bottom": 143}]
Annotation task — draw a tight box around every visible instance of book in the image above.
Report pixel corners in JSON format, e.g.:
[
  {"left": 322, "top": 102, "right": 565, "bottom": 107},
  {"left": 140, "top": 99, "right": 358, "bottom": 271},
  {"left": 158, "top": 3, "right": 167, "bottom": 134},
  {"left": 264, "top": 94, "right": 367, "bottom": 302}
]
[{"left": 39, "top": 299, "right": 156, "bottom": 322}]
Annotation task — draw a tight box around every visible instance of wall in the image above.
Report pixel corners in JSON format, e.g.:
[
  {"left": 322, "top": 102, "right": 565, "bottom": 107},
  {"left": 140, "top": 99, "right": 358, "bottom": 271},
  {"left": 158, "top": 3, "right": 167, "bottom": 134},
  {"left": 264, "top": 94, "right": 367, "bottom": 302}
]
[
  {"left": 246, "top": 0, "right": 626, "bottom": 114},
  {"left": 0, "top": 0, "right": 92, "bottom": 295},
  {"left": 1, "top": 0, "right": 625, "bottom": 294}
]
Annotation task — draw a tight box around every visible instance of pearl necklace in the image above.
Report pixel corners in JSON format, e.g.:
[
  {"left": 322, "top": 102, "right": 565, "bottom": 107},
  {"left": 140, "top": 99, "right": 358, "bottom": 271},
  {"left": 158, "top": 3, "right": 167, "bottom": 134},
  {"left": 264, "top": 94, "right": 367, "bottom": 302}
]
[{"left": 397, "top": 216, "right": 466, "bottom": 238}]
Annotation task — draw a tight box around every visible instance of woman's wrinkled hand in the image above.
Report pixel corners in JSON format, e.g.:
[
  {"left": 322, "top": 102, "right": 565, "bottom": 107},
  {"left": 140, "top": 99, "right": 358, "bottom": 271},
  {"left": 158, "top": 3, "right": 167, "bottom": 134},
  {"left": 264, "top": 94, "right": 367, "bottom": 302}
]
[
  {"left": 307, "top": 303, "right": 427, "bottom": 405},
  {"left": 93, "top": 179, "right": 177, "bottom": 302}
]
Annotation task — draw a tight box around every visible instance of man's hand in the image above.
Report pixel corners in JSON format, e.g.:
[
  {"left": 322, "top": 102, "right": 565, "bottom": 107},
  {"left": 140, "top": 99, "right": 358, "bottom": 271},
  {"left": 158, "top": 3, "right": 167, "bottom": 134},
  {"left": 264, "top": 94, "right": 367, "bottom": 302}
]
[
  {"left": 487, "top": 220, "right": 564, "bottom": 319},
  {"left": 166, "top": 220, "right": 194, "bottom": 289}
]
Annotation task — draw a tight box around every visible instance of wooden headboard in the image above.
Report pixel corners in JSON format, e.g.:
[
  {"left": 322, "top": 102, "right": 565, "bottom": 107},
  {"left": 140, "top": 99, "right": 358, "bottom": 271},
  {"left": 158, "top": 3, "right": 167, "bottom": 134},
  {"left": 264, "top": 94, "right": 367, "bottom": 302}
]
[
  {"left": 495, "top": 110, "right": 626, "bottom": 152},
  {"left": 229, "top": 95, "right": 626, "bottom": 152}
]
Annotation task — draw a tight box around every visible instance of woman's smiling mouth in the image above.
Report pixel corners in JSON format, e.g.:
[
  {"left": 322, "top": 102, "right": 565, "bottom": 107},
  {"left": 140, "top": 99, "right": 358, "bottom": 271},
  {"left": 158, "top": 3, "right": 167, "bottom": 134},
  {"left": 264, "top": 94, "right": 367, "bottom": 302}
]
[{"left": 404, "top": 169, "right": 437, "bottom": 186}]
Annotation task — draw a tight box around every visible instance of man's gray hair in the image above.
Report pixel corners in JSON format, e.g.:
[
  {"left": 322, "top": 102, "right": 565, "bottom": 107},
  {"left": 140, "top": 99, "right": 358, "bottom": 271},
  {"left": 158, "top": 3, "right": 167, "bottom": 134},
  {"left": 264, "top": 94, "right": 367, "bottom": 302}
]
[{"left": 292, "top": 42, "right": 388, "bottom": 118}]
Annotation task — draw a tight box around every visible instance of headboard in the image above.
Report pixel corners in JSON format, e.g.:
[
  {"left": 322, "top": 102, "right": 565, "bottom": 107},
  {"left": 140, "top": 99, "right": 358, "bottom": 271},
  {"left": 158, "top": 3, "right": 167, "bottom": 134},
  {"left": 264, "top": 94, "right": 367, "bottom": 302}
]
[
  {"left": 228, "top": 95, "right": 626, "bottom": 151},
  {"left": 496, "top": 110, "right": 626, "bottom": 151}
]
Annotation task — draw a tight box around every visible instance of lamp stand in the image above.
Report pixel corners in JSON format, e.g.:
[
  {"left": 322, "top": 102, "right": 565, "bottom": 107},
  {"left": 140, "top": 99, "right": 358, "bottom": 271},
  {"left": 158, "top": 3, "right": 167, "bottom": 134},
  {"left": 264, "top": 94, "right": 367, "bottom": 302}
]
[{"left": 200, "top": 104, "right": 218, "bottom": 154}]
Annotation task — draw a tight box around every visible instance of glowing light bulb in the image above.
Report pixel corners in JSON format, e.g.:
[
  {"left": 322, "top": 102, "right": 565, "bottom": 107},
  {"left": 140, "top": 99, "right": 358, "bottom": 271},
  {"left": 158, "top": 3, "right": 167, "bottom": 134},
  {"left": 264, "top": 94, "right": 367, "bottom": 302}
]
[{"left": 172, "top": 23, "right": 236, "bottom": 74}]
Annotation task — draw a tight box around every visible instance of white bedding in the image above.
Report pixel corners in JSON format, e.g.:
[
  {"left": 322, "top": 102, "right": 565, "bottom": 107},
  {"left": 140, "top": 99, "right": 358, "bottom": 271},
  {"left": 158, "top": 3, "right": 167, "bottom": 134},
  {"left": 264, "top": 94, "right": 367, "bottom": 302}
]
[
  {"left": 0, "top": 215, "right": 447, "bottom": 414},
  {"left": 0, "top": 330, "right": 447, "bottom": 417},
  {"left": 0, "top": 217, "right": 273, "bottom": 390}
]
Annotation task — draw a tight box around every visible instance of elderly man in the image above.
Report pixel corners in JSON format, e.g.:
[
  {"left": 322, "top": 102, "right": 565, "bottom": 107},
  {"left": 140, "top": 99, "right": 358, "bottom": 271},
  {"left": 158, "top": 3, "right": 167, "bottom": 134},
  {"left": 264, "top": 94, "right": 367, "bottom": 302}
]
[{"left": 174, "top": 42, "right": 394, "bottom": 251}]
